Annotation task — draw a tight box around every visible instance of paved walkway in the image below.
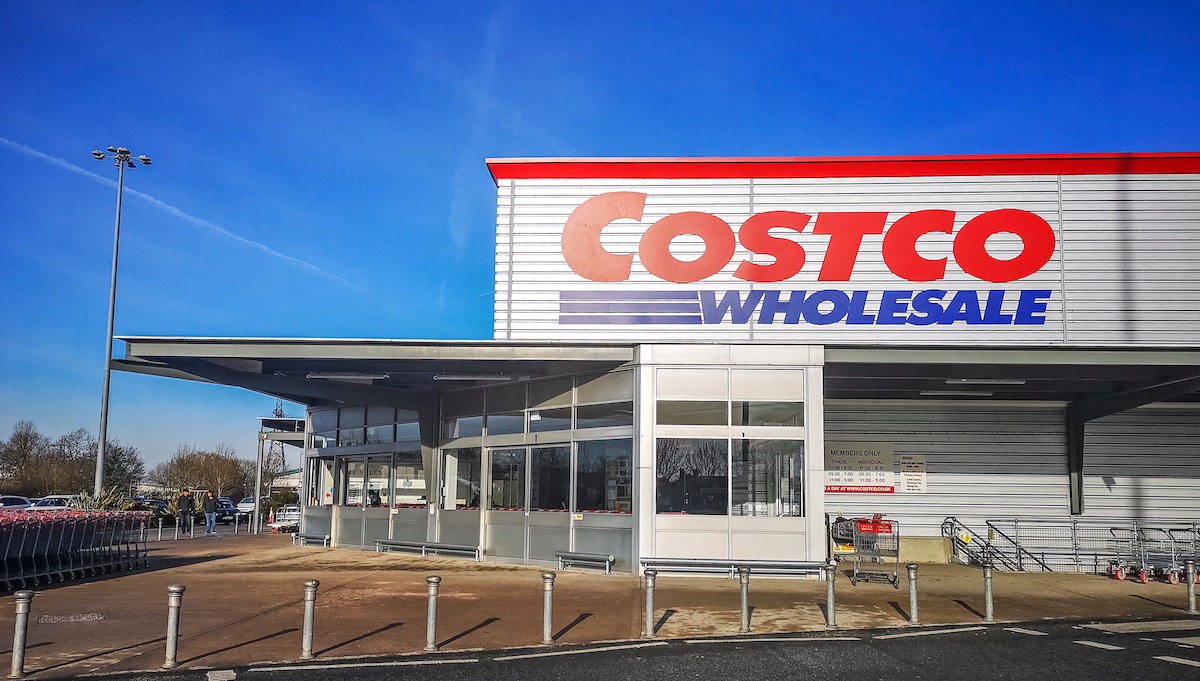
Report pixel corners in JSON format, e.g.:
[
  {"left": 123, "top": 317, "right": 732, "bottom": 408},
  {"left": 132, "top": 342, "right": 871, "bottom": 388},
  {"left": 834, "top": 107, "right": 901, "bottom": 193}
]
[{"left": 1, "top": 533, "right": 1196, "bottom": 677}]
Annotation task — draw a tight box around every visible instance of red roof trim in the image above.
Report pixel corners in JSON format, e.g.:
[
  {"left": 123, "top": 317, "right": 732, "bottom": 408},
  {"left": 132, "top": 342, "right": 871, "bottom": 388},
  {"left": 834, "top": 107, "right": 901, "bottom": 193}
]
[{"left": 486, "top": 153, "right": 1200, "bottom": 183}]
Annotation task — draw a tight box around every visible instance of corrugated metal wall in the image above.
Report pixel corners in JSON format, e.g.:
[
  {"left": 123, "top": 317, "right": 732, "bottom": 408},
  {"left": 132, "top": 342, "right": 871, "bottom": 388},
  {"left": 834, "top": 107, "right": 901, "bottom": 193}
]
[
  {"left": 823, "top": 402, "right": 1200, "bottom": 538},
  {"left": 494, "top": 173, "right": 1200, "bottom": 347}
]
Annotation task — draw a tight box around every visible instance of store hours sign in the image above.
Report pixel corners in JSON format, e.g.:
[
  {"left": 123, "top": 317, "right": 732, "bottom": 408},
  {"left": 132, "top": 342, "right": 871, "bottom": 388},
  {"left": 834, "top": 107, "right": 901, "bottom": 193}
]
[{"left": 825, "top": 443, "right": 894, "bottom": 493}]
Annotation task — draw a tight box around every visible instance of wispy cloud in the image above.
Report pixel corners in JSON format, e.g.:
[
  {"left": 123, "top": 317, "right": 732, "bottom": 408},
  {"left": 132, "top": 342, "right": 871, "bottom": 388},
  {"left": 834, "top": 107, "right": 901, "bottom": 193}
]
[{"left": 0, "top": 136, "right": 354, "bottom": 288}]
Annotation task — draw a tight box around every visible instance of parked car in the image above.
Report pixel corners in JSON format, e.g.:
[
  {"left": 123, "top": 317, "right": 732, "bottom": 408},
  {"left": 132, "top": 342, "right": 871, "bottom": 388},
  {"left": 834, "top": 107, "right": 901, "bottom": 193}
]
[
  {"left": 215, "top": 497, "right": 238, "bottom": 524},
  {"left": 27, "top": 494, "right": 80, "bottom": 511},
  {"left": 236, "top": 496, "right": 268, "bottom": 514},
  {"left": 0, "top": 495, "right": 32, "bottom": 510}
]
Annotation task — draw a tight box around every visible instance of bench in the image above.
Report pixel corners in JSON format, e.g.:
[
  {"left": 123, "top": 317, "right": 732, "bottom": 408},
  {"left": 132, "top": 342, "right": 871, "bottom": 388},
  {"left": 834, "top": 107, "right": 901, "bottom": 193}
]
[
  {"left": 640, "top": 557, "right": 825, "bottom": 578},
  {"left": 375, "top": 539, "right": 481, "bottom": 561},
  {"left": 555, "top": 550, "right": 616, "bottom": 574},
  {"left": 292, "top": 533, "right": 330, "bottom": 548}
]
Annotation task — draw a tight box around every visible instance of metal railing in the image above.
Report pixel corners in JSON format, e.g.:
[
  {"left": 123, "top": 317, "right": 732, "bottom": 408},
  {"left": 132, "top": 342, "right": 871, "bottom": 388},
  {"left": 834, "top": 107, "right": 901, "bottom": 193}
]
[{"left": 944, "top": 517, "right": 1200, "bottom": 574}]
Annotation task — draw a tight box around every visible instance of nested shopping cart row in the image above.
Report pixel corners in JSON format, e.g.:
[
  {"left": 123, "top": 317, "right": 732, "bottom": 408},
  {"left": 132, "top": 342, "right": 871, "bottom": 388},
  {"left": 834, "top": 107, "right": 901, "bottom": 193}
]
[
  {"left": 1107, "top": 524, "right": 1199, "bottom": 584},
  {"left": 0, "top": 511, "right": 150, "bottom": 591}
]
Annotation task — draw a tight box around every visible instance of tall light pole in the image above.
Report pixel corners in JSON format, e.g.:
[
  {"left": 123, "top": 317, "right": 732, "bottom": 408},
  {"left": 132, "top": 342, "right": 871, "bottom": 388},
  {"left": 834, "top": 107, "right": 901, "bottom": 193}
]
[{"left": 91, "top": 146, "right": 151, "bottom": 498}]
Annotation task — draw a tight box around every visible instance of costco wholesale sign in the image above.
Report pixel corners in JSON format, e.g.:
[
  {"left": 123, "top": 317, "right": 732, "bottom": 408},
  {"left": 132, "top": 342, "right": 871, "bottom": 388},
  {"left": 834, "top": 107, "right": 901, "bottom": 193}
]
[{"left": 489, "top": 155, "right": 1200, "bottom": 346}]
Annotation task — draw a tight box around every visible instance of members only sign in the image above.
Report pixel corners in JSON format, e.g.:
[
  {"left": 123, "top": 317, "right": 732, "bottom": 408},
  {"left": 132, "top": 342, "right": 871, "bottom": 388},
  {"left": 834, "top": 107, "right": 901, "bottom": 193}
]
[{"left": 825, "top": 443, "right": 895, "bottom": 493}]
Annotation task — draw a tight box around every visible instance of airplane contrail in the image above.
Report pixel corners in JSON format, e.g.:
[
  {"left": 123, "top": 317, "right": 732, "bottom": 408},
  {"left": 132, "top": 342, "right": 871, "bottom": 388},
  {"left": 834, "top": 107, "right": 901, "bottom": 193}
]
[{"left": 0, "top": 136, "right": 354, "bottom": 288}]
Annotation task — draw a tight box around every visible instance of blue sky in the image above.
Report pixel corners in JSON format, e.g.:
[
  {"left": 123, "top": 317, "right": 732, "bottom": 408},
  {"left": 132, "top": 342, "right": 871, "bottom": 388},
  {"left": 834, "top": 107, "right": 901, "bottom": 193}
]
[{"left": 2, "top": 1, "right": 1198, "bottom": 467}]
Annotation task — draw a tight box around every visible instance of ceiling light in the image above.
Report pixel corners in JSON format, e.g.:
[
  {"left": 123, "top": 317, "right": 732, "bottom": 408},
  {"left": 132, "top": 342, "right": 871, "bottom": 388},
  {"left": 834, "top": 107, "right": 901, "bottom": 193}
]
[
  {"left": 306, "top": 372, "right": 389, "bottom": 380},
  {"left": 433, "top": 373, "right": 512, "bottom": 382},
  {"left": 920, "top": 390, "right": 994, "bottom": 397},
  {"left": 945, "top": 378, "right": 1027, "bottom": 385}
]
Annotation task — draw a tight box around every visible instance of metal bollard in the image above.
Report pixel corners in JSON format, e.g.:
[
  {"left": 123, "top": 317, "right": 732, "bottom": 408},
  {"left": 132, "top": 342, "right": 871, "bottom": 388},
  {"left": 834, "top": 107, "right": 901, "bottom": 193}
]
[
  {"left": 9, "top": 590, "right": 34, "bottom": 679},
  {"left": 424, "top": 576, "right": 441, "bottom": 652},
  {"left": 157, "top": 517, "right": 163, "bottom": 542},
  {"left": 906, "top": 564, "right": 919, "bottom": 624},
  {"left": 541, "top": 572, "right": 556, "bottom": 645},
  {"left": 173, "top": 519, "right": 179, "bottom": 540},
  {"left": 644, "top": 568, "right": 657, "bottom": 638},
  {"left": 300, "top": 579, "right": 320, "bottom": 659},
  {"left": 983, "top": 566, "right": 995, "bottom": 623},
  {"left": 825, "top": 561, "right": 837, "bottom": 629},
  {"left": 737, "top": 566, "right": 751, "bottom": 633},
  {"left": 162, "top": 584, "right": 186, "bottom": 669},
  {"left": 1186, "top": 561, "right": 1196, "bottom": 616}
]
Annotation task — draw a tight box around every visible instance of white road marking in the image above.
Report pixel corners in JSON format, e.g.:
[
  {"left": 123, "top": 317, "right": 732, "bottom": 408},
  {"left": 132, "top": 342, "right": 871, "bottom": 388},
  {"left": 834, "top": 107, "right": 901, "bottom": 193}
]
[
  {"left": 1073, "top": 640, "right": 1124, "bottom": 651},
  {"left": 248, "top": 658, "right": 479, "bottom": 672},
  {"left": 1004, "top": 627, "right": 1049, "bottom": 636},
  {"left": 683, "top": 637, "right": 860, "bottom": 644},
  {"left": 1166, "top": 636, "right": 1200, "bottom": 646},
  {"left": 494, "top": 641, "right": 668, "bottom": 661},
  {"left": 1154, "top": 655, "right": 1200, "bottom": 668},
  {"left": 875, "top": 627, "right": 985, "bottom": 640},
  {"left": 1084, "top": 620, "right": 1200, "bottom": 634},
  {"left": 207, "top": 672, "right": 237, "bottom": 681}
]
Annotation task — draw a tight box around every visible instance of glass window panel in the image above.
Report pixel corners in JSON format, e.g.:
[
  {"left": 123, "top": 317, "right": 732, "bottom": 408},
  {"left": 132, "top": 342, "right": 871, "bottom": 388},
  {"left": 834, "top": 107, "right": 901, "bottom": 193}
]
[
  {"left": 306, "top": 457, "right": 334, "bottom": 507},
  {"left": 338, "top": 427, "right": 364, "bottom": 447},
  {"left": 396, "top": 409, "right": 420, "bottom": 442},
  {"left": 576, "top": 439, "right": 633, "bottom": 513},
  {"left": 441, "top": 415, "right": 483, "bottom": 439},
  {"left": 529, "top": 378, "right": 573, "bottom": 408},
  {"left": 655, "top": 438, "right": 728, "bottom": 515},
  {"left": 530, "top": 446, "right": 571, "bottom": 511},
  {"left": 657, "top": 401, "right": 728, "bottom": 426},
  {"left": 366, "top": 456, "right": 390, "bottom": 507},
  {"left": 443, "top": 447, "right": 481, "bottom": 509},
  {"left": 366, "top": 424, "right": 394, "bottom": 445},
  {"left": 311, "top": 431, "right": 336, "bottom": 449},
  {"left": 339, "top": 406, "right": 366, "bottom": 428},
  {"left": 529, "top": 406, "right": 572, "bottom": 433},
  {"left": 489, "top": 448, "right": 526, "bottom": 510},
  {"left": 731, "top": 440, "right": 804, "bottom": 517},
  {"left": 392, "top": 451, "right": 426, "bottom": 507},
  {"left": 576, "top": 371, "right": 634, "bottom": 403},
  {"left": 311, "top": 410, "right": 337, "bottom": 432},
  {"left": 442, "top": 390, "right": 484, "bottom": 418},
  {"left": 576, "top": 401, "right": 634, "bottom": 429},
  {"left": 366, "top": 405, "right": 395, "bottom": 426},
  {"left": 732, "top": 401, "right": 805, "bottom": 427},
  {"left": 486, "top": 384, "right": 527, "bottom": 412},
  {"left": 486, "top": 412, "right": 525, "bottom": 436},
  {"left": 341, "top": 459, "right": 367, "bottom": 506}
]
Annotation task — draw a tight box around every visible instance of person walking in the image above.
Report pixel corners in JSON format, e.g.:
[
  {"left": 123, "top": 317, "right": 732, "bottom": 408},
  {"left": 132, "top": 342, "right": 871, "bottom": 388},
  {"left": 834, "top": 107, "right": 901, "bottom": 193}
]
[
  {"left": 177, "top": 488, "right": 195, "bottom": 536},
  {"left": 202, "top": 490, "right": 218, "bottom": 535}
]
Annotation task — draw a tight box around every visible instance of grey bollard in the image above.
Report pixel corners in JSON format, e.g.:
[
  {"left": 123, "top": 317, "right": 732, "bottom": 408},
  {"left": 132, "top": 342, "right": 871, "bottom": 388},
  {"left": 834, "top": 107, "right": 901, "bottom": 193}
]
[
  {"left": 1186, "top": 561, "right": 1196, "bottom": 616},
  {"left": 906, "top": 564, "right": 919, "bottom": 624},
  {"left": 983, "top": 566, "right": 995, "bottom": 623},
  {"left": 8, "top": 590, "right": 34, "bottom": 679},
  {"left": 825, "top": 561, "right": 837, "bottom": 629},
  {"left": 157, "top": 517, "right": 163, "bottom": 542},
  {"left": 644, "top": 569, "right": 657, "bottom": 638},
  {"left": 542, "top": 572, "right": 556, "bottom": 645},
  {"left": 424, "top": 576, "right": 441, "bottom": 652},
  {"left": 162, "top": 584, "right": 186, "bottom": 669},
  {"left": 300, "top": 579, "right": 320, "bottom": 659},
  {"left": 173, "top": 519, "right": 179, "bottom": 540},
  {"left": 737, "top": 566, "right": 751, "bottom": 633}
]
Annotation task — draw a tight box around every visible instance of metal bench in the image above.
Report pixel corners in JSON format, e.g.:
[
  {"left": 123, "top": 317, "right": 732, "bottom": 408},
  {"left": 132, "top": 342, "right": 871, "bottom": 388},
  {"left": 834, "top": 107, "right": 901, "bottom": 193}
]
[
  {"left": 292, "top": 533, "right": 330, "bottom": 548},
  {"left": 555, "top": 550, "right": 616, "bottom": 574},
  {"left": 640, "top": 557, "right": 825, "bottom": 578},
  {"left": 374, "top": 539, "right": 481, "bottom": 561}
]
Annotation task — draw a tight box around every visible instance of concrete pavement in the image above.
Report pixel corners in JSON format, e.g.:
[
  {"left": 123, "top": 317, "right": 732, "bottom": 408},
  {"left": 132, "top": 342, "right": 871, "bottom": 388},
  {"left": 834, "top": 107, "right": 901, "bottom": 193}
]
[{"left": 1, "top": 532, "right": 1197, "bottom": 678}]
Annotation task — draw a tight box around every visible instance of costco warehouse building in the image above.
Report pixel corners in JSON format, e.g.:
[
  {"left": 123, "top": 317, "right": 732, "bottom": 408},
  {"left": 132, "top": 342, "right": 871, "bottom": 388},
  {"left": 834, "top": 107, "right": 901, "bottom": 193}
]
[{"left": 118, "top": 152, "right": 1200, "bottom": 573}]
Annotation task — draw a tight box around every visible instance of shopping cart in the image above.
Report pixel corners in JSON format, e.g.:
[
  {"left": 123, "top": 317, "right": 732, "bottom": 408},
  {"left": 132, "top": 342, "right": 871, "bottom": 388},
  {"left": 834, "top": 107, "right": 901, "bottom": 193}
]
[
  {"left": 1107, "top": 527, "right": 1143, "bottom": 582},
  {"left": 850, "top": 517, "right": 899, "bottom": 587}
]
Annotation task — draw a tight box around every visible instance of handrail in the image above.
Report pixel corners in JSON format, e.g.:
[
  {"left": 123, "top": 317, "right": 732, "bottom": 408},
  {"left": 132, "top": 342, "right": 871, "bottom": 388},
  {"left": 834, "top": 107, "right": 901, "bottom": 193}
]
[
  {"left": 940, "top": 517, "right": 1021, "bottom": 571},
  {"left": 984, "top": 521, "right": 1054, "bottom": 572}
]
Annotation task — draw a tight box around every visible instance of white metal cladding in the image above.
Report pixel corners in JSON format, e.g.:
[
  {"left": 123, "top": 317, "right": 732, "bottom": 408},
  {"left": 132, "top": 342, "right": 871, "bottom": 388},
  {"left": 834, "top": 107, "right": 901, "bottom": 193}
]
[
  {"left": 493, "top": 172, "right": 1200, "bottom": 346},
  {"left": 824, "top": 402, "right": 1200, "bottom": 539},
  {"left": 1081, "top": 406, "right": 1200, "bottom": 525},
  {"left": 823, "top": 402, "right": 1070, "bottom": 538}
]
